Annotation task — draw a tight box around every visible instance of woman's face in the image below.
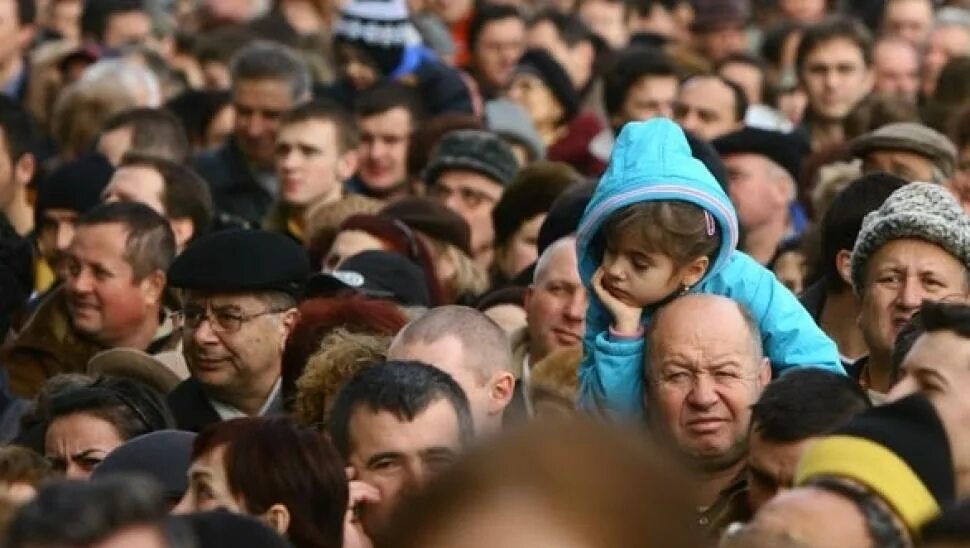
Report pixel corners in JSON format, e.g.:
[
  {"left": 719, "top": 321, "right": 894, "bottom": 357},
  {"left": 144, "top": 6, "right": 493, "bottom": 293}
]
[
  {"left": 323, "top": 230, "right": 387, "bottom": 271},
  {"left": 507, "top": 73, "right": 564, "bottom": 129},
  {"left": 44, "top": 412, "right": 126, "bottom": 479},
  {"left": 174, "top": 444, "right": 244, "bottom": 514},
  {"left": 496, "top": 214, "right": 545, "bottom": 280}
]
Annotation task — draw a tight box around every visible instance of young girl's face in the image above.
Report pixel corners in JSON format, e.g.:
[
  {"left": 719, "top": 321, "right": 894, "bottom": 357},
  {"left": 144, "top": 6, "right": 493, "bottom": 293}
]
[{"left": 601, "top": 241, "right": 688, "bottom": 307}]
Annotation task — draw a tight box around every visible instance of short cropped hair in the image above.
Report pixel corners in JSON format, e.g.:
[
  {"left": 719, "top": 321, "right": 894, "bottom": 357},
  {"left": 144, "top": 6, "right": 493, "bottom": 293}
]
[
  {"left": 528, "top": 8, "right": 593, "bottom": 47},
  {"left": 230, "top": 41, "right": 311, "bottom": 101},
  {"left": 468, "top": 4, "right": 524, "bottom": 51},
  {"left": 354, "top": 81, "right": 424, "bottom": 123},
  {"left": 80, "top": 0, "right": 145, "bottom": 44},
  {"left": 76, "top": 202, "right": 176, "bottom": 280},
  {"left": 391, "top": 305, "right": 514, "bottom": 378},
  {"left": 118, "top": 152, "right": 214, "bottom": 241},
  {"left": 681, "top": 74, "right": 749, "bottom": 123},
  {"left": 819, "top": 172, "right": 907, "bottom": 292},
  {"left": 281, "top": 99, "right": 359, "bottom": 153},
  {"left": 751, "top": 369, "right": 870, "bottom": 443},
  {"left": 101, "top": 107, "right": 191, "bottom": 164},
  {"left": 327, "top": 360, "right": 473, "bottom": 459},
  {"left": 796, "top": 16, "right": 874, "bottom": 75},
  {"left": 603, "top": 47, "right": 678, "bottom": 118}
]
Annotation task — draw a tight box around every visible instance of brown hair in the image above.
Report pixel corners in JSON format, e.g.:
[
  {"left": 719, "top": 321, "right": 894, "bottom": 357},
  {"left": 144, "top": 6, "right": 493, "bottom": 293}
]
[
  {"left": 602, "top": 201, "right": 720, "bottom": 267},
  {"left": 192, "top": 417, "right": 348, "bottom": 548},
  {"left": 0, "top": 446, "right": 51, "bottom": 486}
]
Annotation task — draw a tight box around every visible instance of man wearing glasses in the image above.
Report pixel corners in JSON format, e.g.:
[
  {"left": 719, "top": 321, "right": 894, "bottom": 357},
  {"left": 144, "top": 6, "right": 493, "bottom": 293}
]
[
  {"left": 165, "top": 229, "right": 309, "bottom": 432},
  {"left": 424, "top": 129, "right": 519, "bottom": 268}
]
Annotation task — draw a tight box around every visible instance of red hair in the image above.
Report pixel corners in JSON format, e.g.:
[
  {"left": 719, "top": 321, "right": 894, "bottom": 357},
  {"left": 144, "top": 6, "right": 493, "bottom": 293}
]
[{"left": 281, "top": 295, "right": 408, "bottom": 404}]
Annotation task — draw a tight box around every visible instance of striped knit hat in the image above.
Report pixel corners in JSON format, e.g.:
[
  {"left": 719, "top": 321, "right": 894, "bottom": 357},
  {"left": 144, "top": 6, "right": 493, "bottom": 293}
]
[{"left": 334, "top": 0, "right": 421, "bottom": 75}]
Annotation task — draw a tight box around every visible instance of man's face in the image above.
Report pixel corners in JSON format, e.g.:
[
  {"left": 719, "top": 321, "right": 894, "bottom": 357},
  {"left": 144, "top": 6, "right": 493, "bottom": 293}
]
[
  {"left": 96, "top": 126, "right": 133, "bottom": 166},
  {"left": 578, "top": 0, "right": 628, "bottom": 50},
  {"left": 388, "top": 335, "right": 506, "bottom": 434},
  {"left": 924, "top": 25, "right": 970, "bottom": 95},
  {"left": 882, "top": 0, "right": 934, "bottom": 47},
  {"left": 528, "top": 20, "right": 589, "bottom": 88},
  {"left": 694, "top": 26, "right": 748, "bottom": 64},
  {"left": 429, "top": 169, "right": 504, "bottom": 263},
  {"left": 890, "top": 329, "right": 970, "bottom": 401},
  {"left": 357, "top": 107, "right": 412, "bottom": 195},
  {"left": 673, "top": 77, "right": 741, "bottom": 141},
  {"left": 37, "top": 208, "right": 80, "bottom": 270},
  {"left": 473, "top": 16, "right": 526, "bottom": 91},
  {"left": 524, "top": 238, "right": 587, "bottom": 362},
  {"left": 103, "top": 165, "right": 166, "bottom": 215},
  {"left": 614, "top": 75, "right": 678, "bottom": 129},
  {"left": 725, "top": 154, "right": 789, "bottom": 231},
  {"left": 719, "top": 61, "right": 763, "bottom": 105},
  {"left": 800, "top": 38, "right": 873, "bottom": 122},
  {"left": 63, "top": 223, "right": 159, "bottom": 347},
  {"left": 232, "top": 78, "right": 298, "bottom": 168},
  {"left": 276, "top": 119, "right": 354, "bottom": 208},
  {"left": 746, "top": 429, "right": 819, "bottom": 512},
  {"left": 862, "top": 149, "right": 937, "bottom": 182},
  {"left": 872, "top": 40, "right": 920, "bottom": 102},
  {"left": 181, "top": 291, "right": 294, "bottom": 401},
  {"left": 0, "top": 0, "right": 23, "bottom": 66},
  {"left": 859, "top": 238, "right": 968, "bottom": 360},
  {"left": 347, "top": 399, "right": 463, "bottom": 537},
  {"left": 102, "top": 10, "right": 152, "bottom": 49},
  {"left": 649, "top": 297, "right": 769, "bottom": 468}
]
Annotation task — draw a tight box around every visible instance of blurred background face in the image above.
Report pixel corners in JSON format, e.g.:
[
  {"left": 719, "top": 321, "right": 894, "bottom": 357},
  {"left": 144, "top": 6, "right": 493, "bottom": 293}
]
[
  {"left": 357, "top": 108, "right": 412, "bottom": 194},
  {"left": 232, "top": 78, "right": 298, "bottom": 168},
  {"left": 800, "top": 38, "right": 872, "bottom": 121},
  {"left": 578, "top": 0, "right": 628, "bottom": 50},
  {"left": 507, "top": 73, "right": 564, "bottom": 130},
  {"left": 882, "top": 0, "right": 934, "bottom": 47},
  {"left": 473, "top": 17, "right": 526, "bottom": 90},
  {"left": 495, "top": 213, "right": 545, "bottom": 280}
]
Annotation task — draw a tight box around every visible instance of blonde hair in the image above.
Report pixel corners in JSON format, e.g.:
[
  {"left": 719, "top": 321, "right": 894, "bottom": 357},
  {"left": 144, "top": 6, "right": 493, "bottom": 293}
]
[
  {"left": 428, "top": 238, "right": 489, "bottom": 302},
  {"left": 294, "top": 329, "right": 391, "bottom": 428},
  {"left": 305, "top": 196, "right": 383, "bottom": 267},
  {"left": 50, "top": 81, "right": 138, "bottom": 160}
]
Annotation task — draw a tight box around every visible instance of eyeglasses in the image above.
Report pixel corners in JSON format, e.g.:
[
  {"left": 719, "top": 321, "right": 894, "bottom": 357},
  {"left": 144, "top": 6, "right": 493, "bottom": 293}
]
[{"left": 176, "top": 304, "right": 288, "bottom": 334}]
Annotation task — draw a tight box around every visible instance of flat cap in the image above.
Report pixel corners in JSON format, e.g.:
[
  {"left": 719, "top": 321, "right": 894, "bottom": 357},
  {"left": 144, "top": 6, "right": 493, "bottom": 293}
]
[
  {"left": 712, "top": 126, "right": 810, "bottom": 181},
  {"left": 850, "top": 122, "right": 958, "bottom": 179},
  {"left": 91, "top": 430, "right": 196, "bottom": 503},
  {"left": 423, "top": 129, "right": 519, "bottom": 188},
  {"left": 168, "top": 229, "right": 310, "bottom": 298}
]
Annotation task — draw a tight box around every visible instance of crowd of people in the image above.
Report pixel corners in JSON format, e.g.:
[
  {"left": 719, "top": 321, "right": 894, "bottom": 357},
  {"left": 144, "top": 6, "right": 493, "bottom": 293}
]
[{"left": 0, "top": 0, "right": 968, "bottom": 545}]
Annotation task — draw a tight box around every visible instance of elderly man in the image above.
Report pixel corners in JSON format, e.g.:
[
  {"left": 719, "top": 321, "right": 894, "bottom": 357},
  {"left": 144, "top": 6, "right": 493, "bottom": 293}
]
[
  {"left": 2, "top": 202, "right": 177, "bottom": 397},
  {"left": 851, "top": 182, "right": 970, "bottom": 399},
  {"left": 165, "top": 229, "right": 308, "bottom": 432},
  {"left": 713, "top": 127, "right": 811, "bottom": 264},
  {"left": 517, "top": 236, "right": 587, "bottom": 376},
  {"left": 647, "top": 294, "right": 771, "bottom": 535},
  {"left": 851, "top": 122, "right": 958, "bottom": 184},
  {"left": 871, "top": 37, "right": 921, "bottom": 103},
  {"left": 194, "top": 41, "right": 312, "bottom": 226},
  {"left": 328, "top": 360, "right": 473, "bottom": 545},
  {"left": 387, "top": 305, "right": 519, "bottom": 435}
]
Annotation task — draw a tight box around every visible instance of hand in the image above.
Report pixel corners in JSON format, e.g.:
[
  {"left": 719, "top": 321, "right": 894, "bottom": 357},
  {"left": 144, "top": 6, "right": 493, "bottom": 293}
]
[
  {"left": 592, "top": 267, "right": 642, "bottom": 335},
  {"left": 344, "top": 467, "right": 380, "bottom": 548}
]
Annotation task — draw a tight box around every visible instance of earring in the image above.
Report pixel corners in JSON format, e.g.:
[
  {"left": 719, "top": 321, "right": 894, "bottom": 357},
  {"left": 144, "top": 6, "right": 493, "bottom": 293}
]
[{"left": 680, "top": 284, "right": 692, "bottom": 295}]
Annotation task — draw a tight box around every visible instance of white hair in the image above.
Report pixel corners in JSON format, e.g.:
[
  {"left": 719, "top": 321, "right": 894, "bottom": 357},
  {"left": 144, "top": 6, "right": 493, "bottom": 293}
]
[{"left": 80, "top": 59, "right": 162, "bottom": 108}]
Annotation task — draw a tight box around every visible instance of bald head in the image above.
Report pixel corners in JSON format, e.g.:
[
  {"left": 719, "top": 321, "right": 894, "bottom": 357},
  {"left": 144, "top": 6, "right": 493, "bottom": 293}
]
[
  {"left": 649, "top": 294, "right": 763, "bottom": 365},
  {"left": 533, "top": 236, "right": 577, "bottom": 286}
]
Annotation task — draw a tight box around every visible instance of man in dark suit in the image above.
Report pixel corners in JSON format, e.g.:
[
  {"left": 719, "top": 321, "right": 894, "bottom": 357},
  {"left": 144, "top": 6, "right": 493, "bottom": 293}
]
[{"left": 165, "top": 229, "right": 308, "bottom": 432}]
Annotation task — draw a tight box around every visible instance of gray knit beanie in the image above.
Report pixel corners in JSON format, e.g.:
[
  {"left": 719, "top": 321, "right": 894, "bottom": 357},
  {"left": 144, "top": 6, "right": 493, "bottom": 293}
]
[
  {"left": 851, "top": 182, "right": 970, "bottom": 294},
  {"left": 423, "top": 130, "right": 519, "bottom": 188}
]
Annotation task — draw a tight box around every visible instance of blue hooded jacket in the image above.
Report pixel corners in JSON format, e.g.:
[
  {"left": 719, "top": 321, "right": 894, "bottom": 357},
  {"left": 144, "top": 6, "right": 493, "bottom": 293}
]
[{"left": 576, "top": 119, "right": 843, "bottom": 417}]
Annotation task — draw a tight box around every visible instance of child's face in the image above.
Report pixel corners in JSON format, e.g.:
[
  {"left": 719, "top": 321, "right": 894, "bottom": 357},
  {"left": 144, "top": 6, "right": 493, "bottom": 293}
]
[{"left": 601, "top": 240, "right": 688, "bottom": 308}]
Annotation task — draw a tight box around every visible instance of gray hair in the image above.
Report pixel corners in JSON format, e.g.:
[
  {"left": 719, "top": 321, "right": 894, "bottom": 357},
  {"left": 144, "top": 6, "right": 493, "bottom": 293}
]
[
  {"left": 230, "top": 40, "right": 311, "bottom": 101},
  {"left": 80, "top": 59, "right": 162, "bottom": 108}
]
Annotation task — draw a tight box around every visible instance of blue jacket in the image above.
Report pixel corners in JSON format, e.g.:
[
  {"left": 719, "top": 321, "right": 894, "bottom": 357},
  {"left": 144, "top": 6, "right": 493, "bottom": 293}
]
[{"left": 576, "top": 119, "right": 844, "bottom": 417}]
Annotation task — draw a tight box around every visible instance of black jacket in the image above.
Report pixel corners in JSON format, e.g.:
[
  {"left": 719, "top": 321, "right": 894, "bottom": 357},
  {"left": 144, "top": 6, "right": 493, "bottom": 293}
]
[
  {"left": 194, "top": 139, "right": 275, "bottom": 227},
  {"left": 167, "top": 377, "right": 222, "bottom": 433}
]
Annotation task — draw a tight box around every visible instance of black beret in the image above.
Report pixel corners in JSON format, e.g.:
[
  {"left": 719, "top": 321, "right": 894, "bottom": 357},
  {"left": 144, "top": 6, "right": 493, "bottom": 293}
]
[
  {"left": 168, "top": 229, "right": 310, "bottom": 298},
  {"left": 712, "top": 126, "right": 810, "bottom": 181}
]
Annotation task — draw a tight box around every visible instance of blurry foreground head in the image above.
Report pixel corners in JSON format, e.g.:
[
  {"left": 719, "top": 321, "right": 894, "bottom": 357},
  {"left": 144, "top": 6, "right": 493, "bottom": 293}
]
[{"left": 381, "top": 418, "right": 701, "bottom": 548}]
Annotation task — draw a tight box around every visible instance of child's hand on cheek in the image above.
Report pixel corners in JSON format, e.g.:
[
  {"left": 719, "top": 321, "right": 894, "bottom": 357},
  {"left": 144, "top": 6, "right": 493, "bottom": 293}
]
[{"left": 593, "top": 267, "right": 643, "bottom": 336}]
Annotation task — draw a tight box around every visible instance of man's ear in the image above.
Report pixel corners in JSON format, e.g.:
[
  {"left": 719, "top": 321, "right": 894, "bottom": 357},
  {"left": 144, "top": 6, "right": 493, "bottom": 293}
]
[
  {"left": 488, "top": 372, "right": 516, "bottom": 415},
  {"left": 835, "top": 249, "right": 853, "bottom": 287},
  {"left": 279, "top": 308, "right": 301, "bottom": 344},
  {"left": 140, "top": 271, "right": 167, "bottom": 307},
  {"left": 757, "top": 357, "right": 772, "bottom": 388},
  {"left": 261, "top": 503, "right": 291, "bottom": 536},
  {"left": 14, "top": 153, "right": 35, "bottom": 188}
]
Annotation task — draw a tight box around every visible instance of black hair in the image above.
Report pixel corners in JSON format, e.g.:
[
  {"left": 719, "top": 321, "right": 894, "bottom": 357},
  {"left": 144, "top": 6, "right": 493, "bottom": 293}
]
[
  {"left": 5, "top": 475, "right": 169, "bottom": 548},
  {"left": 118, "top": 152, "right": 214, "bottom": 242},
  {"left": 528, "top": 8, "right": 593, "bottom": 47},
  {"left": 46, "top": 376, "right": 174, "bottom": 442},
  {"left": 796, "top": 16, "right": 874, "bottom": 75},
  {"left": 602, "top": 46, "right": 677, "bottom": 118},
  {"left": 76, "top": 201, "right": 176, "bottom": 280},
  {"left": 819, "top": 172, "right": 908, "bottom": 293},
  {"left": 751, "top": 369, "right": 870, "bottom": 443},
  {"left": 327, "top": 360, "right": 473, "bottom": 459},
  {"left": 681, "top": 74, "right": 748, "bottom": 123},
  {"left": 0, "top": 94, "right": 37, "bottom": 164},
  {"left": 760, "top": 20, "right": 805, "bottom": 71},
  {"left": 101, "top": 107, "right": 191, "bottom": 164},
  {"left": 468, "top": 4, "right": 524, "bottom": 51},
  {"left": 0, "top": 216, "right": 33, "bottom": 336},
  {"left": 922, "top": 499, "right": 970, "bottom": 543},
  {"left": 14, "top": 0, "right": 35, "bottom": 25},
  {"left": 625, "top": 0, "right": 683, "bottom": 17},
  {"left": 354, "top": 81, "right": 424, "bottom": 124},
  {"left": 164, "top": 89, "right": 231, "bottom": 148},
  {"left": 282, "top": 98, "right": 359, "bottom": 153},
  {"left": 80, "top": 0, "right": 146, "bottom": 44}
]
